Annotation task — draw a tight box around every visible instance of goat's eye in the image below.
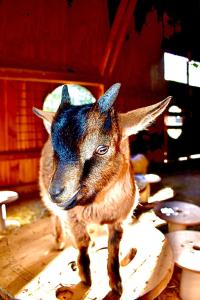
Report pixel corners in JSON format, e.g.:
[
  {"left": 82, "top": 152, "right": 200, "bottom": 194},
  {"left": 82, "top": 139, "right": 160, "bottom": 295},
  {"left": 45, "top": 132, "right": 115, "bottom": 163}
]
[{"left": 95, "top": 145, "right": 109, "bottom": 155}]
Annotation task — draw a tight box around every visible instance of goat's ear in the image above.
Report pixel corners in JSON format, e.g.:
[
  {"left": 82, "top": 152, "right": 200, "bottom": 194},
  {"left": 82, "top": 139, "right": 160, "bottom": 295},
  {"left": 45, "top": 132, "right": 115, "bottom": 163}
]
[
  {"left": 61, "top": 85, "right": 71, "bottom": 105},
  {"left": 32, "top": 107, "right": 55, "bottom": 134},
  {"left": 119, "top": 96, "right": 172, "bottom": 137},
  {"left": 98, "top": 83, "right": 121, "bottom": 113}
]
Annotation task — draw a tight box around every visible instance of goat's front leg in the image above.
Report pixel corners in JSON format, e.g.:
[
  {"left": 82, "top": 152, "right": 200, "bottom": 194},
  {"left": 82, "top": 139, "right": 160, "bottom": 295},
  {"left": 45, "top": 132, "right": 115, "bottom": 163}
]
[
  {"left": 52, "top": 214, "right": 66, "bottom": 250},
  {"left": 56, "top": 223, "right": 91, "bottom": 300},
  {"left": 77, "top": 243, "right": 91, "bottom": 286},
  {"left": 103, "top": 223, "right": 123, "bottom": 300},
  {"left": 71, "top": 221, "right": 91, "bottom": 286}
]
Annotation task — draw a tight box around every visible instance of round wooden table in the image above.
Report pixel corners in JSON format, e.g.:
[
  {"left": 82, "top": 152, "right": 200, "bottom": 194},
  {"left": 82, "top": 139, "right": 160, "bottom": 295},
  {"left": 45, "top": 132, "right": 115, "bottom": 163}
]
[
  {"left": 134, "top": 173, "right": 162, "bottom": 204},
  {"left": 0, "top": 191, "right": 19, "bottom": 231},
  {"left": 134, "top": 174, "right": 150, "bottom": 203},
  {"left": 14, "top": 222, "right": 174, "bottom": 300},
  {"left": 167, "top": 230, "right": 200, "bottom": 300},
  {"left": 154, "top": 200, "right": 200, "bottom": 232}
]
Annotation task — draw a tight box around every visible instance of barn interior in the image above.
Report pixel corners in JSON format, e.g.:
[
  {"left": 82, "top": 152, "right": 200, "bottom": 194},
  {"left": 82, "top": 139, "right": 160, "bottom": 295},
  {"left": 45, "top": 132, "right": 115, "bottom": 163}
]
[{"left": 0, "top": 1, "right": 200, "bottom": 299}]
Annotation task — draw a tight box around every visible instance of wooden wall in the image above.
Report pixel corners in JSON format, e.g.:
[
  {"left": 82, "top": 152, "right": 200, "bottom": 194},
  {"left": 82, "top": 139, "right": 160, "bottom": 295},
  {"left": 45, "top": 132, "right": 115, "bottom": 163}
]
[
  {"left": 0, "top": 0, "right": 167, "bottom": 195},
  {"left": 0, "top": 0, "right": 109, "bottom": 74},
  {"left": 0, "top": 81, "right": 53, "bottom": 194}
]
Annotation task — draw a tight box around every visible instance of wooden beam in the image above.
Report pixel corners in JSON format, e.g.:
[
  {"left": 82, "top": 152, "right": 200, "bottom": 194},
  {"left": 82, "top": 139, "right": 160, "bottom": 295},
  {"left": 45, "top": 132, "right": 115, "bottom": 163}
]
[
  {"left": 0, "top": 149, "right": 41, "bottom": 161},
  {"left": 0, "top": 219, "right": 173, "bottom": 299},
  {"left": 100, "top": 0, "right": 137, "bottom": 77},
  {"left": 108, "top": 0, "right": 137, "bottom": 76},
  {"left": 0, "top": 67, "right": 103, "bottom": 88},
  {"left": 99, "top": 0, "right": 130, "bottom": 76}
]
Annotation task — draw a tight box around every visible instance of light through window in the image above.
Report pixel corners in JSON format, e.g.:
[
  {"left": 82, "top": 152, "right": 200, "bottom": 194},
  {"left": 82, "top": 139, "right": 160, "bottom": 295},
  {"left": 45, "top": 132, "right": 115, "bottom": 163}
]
[
  {"left": 164, "top": 52, "right": 188, "bottom": 84},
  {"left": 43, "top": 84, "right": 96, "bottom": 131},
  {"left": 189, "top": 60, "right": 200, "bottom": 88},
  {"left": 164, "top": 105, "right": 183, "bottom": 139},
  {"left": 164, "top": 52, "right": 200, "bottom": 88}
]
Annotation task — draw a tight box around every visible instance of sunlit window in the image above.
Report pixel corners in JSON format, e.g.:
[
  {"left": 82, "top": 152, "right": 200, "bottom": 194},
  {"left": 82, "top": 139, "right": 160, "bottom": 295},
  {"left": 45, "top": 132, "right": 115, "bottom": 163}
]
[
  {"left": 164, "top": 52, "right": 188, "bottom": 84},
  {"left": 190, "top": 154, "right": 200, "bottom": 159},
  {"left": 43, "top": 84, "right": 96, "bottom": 112},
  {"left": 164, "top": 105, "right": 183, "bottom": 139},
  {"left": 168, "top": 105, "right": 182, "bottom": 113},
  {"left": 189, "top": 60, "right": 200, "bottom": 88},
  {"left": 167, "top": 128, "right": 182, "bottom": 139},
  {"left": 43, "top": 84, "right": 96, "bottom": 131},
  {"left": 164, "top": 52, "right": 200, "bottom": 88},
  {"left": 164, "top": 115, "right": 183, "bottom": 127}
]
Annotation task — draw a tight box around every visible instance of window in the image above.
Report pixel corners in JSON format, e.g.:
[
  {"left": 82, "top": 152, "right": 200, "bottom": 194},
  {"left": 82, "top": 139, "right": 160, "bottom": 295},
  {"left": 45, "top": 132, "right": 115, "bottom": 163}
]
[
  {"left": 43, "top": 84, "right": 96, "bottom": 111},
  {"left": 189, "top": 60, "right": 200, "bottom": 88},
  {"left": 164, "top": 105, "right": 183, "bottom": 140},
  {"left": 164, "top": 53, "right": 188, "bottom": 84},
  {"left": 43, "top": 84, "right": 96, "bottom": 131},
  {"left": 164, "top": 52, "right": 200, "bottom": 88}
]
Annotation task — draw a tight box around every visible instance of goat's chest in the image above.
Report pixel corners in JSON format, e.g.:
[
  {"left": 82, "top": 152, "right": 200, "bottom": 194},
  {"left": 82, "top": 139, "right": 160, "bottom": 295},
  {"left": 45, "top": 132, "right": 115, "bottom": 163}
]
[{"left": 68, "top": 183, "right": 138, "bottom": 226}]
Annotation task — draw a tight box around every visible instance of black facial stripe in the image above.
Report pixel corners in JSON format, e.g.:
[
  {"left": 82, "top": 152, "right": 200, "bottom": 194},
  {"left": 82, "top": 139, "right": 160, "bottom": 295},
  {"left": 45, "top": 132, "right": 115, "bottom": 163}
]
[
  {"left": 51, "top": 104, "right": 92, "bottom": 163},
  {"left": 81, "top": 157, "right": 95, "bottom": 181},
  {"left": 103, "top": 113, "right": 112, "bottom": 132}
]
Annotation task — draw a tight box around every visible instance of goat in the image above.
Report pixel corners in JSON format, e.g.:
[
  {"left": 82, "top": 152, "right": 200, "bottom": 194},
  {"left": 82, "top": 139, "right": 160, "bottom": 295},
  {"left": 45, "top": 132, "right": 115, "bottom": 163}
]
[{"left": 33, "top": 83, "right": 171, "bottom": 299}]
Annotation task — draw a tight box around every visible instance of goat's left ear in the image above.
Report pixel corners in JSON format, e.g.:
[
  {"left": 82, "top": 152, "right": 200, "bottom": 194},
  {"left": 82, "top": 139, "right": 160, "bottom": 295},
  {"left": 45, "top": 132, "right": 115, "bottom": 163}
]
[
  {"left": 32, "top": 107, "right": 55, "bottom": 134},
  {"left": 119, "top": 96, "right": 172, "bottom": 137}
]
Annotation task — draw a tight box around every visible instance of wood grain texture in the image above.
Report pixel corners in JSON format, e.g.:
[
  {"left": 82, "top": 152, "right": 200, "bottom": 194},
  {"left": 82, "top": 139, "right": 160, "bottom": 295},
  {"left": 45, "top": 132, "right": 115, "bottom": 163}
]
[{"left": 0, "top": 218, "right": 173, "bottom": 300}]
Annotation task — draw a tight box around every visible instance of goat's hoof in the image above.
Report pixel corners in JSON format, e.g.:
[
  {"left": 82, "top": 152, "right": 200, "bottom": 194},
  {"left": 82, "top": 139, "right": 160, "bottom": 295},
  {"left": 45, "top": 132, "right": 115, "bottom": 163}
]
[
  {"left": 102, "top": 290, "right": 121, "bottom": 300},
  {"left": 56, "top": 282, "right": 90, "bottom": 300},
  {"left": 120, "top": 248, "right": 137, "bottom": 267},
  {"left": 56, "top": 286, "right": 73, "bottom": 300},
  {"left": 55, "top": 239, "right": 66, "bottom": 251},
  {"left": 55, "top": 237, "right": 66, "bottom": 251}
]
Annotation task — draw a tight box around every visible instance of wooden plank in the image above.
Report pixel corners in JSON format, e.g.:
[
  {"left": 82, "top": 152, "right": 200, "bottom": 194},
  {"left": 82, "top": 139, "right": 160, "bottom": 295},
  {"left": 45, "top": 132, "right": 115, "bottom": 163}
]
[
  {"left": 108, "top": 0, "right": 137, "bottom": 76},
  {"left": 99, "top": 0, "right": 130, "bottom": 76},
  {"left": 0, "top": 68, "right": 103, "bottom": 87},
  {"left": 0, "top": 159, "right": 40, "bottom": 188},
  {"left": 0, "top": 216, "right": 59, "bottom": 295},
  {"left": 100, "top": 0, "right": 137, "bottom": 77},
  {"left": 0, "top": 81, "right": 9, "bottom": 152},
  {"left": 0, "top": 219, "right": 173, "bottom": 299},
  {"left": 0, "top": 149, "right": 41, "bottom": 161},
  {"left": 0, "top": 1, "right": 109, "bottom": 74}
]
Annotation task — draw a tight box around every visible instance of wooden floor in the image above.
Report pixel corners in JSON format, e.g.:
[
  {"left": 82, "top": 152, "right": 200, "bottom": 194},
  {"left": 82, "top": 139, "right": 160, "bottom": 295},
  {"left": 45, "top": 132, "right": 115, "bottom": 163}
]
[
  {"left": 0, "top": 216, "right": 175, "bottom": 300},
  {"left": 0, "top": 216, "right": 60, "bottom": 298}
]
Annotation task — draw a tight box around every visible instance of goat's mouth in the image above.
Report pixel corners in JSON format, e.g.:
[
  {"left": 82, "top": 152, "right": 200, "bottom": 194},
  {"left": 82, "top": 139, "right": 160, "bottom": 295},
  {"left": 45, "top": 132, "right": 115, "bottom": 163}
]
[{"left": 57, "top": 189, "right": 80, "bottom": 210}]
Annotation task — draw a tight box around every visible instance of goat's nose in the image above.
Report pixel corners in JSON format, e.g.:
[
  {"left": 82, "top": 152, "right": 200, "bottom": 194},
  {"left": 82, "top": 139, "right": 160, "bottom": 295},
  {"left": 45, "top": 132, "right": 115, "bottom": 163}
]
[{"left": 49, "top": 185, "right": 64, "bottom": 201}]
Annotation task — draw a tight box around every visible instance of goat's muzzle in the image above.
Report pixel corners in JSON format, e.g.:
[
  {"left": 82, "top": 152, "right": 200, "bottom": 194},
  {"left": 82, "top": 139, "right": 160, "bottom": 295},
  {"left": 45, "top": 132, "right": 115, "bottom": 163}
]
[
  {"left": 49, "top": 184, "right": 65, "bottom": 202},
  {"left": 57, "top": 189, "right": 80, "bottom": 210},
  {"left": 48, "top": 183, "right": 80, "bottom": 210}
]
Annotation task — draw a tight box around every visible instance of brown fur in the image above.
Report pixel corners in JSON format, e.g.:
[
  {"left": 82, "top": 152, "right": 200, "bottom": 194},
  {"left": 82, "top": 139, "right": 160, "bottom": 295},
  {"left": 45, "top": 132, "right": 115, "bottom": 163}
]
[{"left": 33, "top": 84, "right": 171, "bottom": 299}]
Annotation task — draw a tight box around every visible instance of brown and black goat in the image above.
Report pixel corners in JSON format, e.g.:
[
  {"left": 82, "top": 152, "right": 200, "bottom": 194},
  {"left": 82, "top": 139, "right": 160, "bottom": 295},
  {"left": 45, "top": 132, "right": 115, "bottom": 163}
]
[{"left": 33, "top": 84, "right": 171, "bottom": 299}]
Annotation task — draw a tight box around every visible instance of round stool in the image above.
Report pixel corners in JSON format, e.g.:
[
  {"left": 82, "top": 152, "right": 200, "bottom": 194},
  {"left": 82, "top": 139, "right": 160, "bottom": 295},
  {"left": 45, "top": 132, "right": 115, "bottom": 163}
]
[
  {"left": 134, "top": 174, "right": 150, "bottom": 203},
  {"left": 154, "top": 200, "right": 200, "bottom": 232},
  {"left": 167, "top": 230, "right": 200, "bottom": 300},
  {"left": 144, "top": 173, "right": 161, "bottom": 184},
  {"left": 0, "top": 191, "right": 19, "bottom": 231},
  {"left": 36, "top": 223, "right": 173, "bottom": 300}
]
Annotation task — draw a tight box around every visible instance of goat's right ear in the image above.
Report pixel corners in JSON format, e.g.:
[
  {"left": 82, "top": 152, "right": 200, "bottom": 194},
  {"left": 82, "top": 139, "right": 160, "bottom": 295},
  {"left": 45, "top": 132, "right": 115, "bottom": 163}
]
[
  {"left": 32, "top": 107, "right": 55, "bottom": 134},
  {"left": 119, "top": 96, "right": 171, "bottom": 138}
]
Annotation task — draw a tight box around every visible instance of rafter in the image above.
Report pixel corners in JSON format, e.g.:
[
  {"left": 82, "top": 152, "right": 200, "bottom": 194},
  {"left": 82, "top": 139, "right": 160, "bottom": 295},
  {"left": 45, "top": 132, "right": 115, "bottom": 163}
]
[
  {"left": 0, "top": 67, "right": 103, "bottom": 88},
  {"left": 100, "top": 0, "right": 137, "bottom": 77},
  {"left": 100, "top": 0, "right": 129, "bottom": 76}
]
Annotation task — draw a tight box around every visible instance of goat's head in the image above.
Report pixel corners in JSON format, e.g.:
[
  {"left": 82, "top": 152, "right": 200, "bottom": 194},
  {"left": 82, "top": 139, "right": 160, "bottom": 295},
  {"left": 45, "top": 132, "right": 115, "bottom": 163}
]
[{"left": 33, "top": 84, "right": 171, "bottom": 210}]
